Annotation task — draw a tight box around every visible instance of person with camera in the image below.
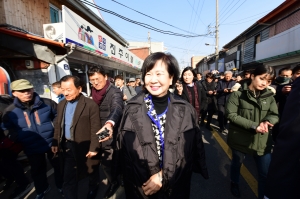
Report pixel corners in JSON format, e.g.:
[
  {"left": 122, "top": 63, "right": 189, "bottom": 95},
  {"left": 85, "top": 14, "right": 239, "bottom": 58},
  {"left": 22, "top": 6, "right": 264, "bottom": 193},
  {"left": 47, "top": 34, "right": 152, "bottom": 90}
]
[
  {"left": 199, "top": 72, "right": 218, "bottom": 131},
  {"left": 117, "top": 52, "right": 208, "bottom": 198},
  {"left": 216, "top": 71, "right": 236, "bottom": 134},
  {"left": 88, "top": 66, "right": 124, "bottom": 199},
  {"left": 52, "top": 75, "right": 101, "bottom": 199},
  {"left": 225, "top": 65, "right": 279, "bottom": 199}
]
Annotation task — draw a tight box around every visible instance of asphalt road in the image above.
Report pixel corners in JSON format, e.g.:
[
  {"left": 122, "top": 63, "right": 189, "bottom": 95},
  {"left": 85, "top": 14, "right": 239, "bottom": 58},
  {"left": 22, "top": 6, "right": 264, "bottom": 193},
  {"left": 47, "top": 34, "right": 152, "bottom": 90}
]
[{"left": 0, "top": 117, "right": 258, "bottom": 199}]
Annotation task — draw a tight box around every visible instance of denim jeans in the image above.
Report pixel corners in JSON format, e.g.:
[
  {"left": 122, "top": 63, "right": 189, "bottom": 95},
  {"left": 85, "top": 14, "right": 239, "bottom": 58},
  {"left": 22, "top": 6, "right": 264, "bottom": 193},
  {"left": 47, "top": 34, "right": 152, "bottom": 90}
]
[{"left": 230, "top": 149, "right": 271, "bottom": 199}]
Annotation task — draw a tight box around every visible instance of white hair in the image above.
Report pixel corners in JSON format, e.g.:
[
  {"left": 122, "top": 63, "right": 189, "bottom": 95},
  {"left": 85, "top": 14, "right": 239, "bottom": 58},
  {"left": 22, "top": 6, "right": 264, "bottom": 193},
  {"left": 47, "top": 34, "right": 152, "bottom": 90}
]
[{"left": 224, "top": 71, "right": 233, "bottom": 75}]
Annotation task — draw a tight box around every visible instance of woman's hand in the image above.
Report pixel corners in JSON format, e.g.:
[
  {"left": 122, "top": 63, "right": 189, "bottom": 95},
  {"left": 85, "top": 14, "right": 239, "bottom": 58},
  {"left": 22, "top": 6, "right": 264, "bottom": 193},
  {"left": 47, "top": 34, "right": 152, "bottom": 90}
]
[
  {"left": 142, "top": 171, "right": 162, "bottom": 196},
  {"left": 256, "top": 121, "right": 273, "bottom": 133}
]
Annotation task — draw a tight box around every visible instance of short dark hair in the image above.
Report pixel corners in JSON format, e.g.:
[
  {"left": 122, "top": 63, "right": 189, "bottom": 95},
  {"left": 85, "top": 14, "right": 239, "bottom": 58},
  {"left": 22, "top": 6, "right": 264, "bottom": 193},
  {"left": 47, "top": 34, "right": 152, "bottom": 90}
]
[
  {"left": 279, "top": 67, "right": 292, "bottom": 75},
  {"left": 197, "top": 72, "right": 202, "bottom": 75},
  {"left": 252, "top": 65, "right": 275, "bottom": 80},
  {"left": 87, "top": 65, "right": 106, "bottom": 77},
  {"left": 244, "top": 70, "right": 251, "bottom": 75},
  {"left": 60, "top": 75, "right": 81, "bottom": 88},
  {"left": 292, "top": 64, "right": 300, "bottom": 74},
  {"left": 51, "top": 81, "right": 61, "bottom": 88},
  {"left": 206, "top": 72, "right": 215, "bottom": 79},
  {"left": 141, "top": 52, "right": 180, "bottom": 88},
  {"left": 180, "top": 67, "right": 197, "bottom": 82},
  {"left": 114, "top": 75, "right": 124, "bottom": 81}
]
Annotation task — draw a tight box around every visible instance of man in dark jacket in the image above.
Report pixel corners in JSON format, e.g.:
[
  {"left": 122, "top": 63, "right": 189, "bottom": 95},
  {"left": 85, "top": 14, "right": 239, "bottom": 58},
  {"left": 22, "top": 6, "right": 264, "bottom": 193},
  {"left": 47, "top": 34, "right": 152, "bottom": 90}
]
[
  {"left": 115, "top": 75, "right": 137, "bottom": 105},
  {"left": 88, "top": 66, "right": 124, "bottom": 199},
  {"left": 52, "top": 75, "right": 101, "bottom": 199},
  {"left": 0, "top": 94, "right": 30, "bottom": 199},
  {"left": 272, "top": 65, "right": 300, "bottom": 141},
  {"left": 216, "top": 71, "right": 236, "bottom": 133},
  {"left": 2, "top": 79, "right": 63, "bottom": 199},
  {"left": 264, "top": 76, "right": 300, "bottom": 199}
]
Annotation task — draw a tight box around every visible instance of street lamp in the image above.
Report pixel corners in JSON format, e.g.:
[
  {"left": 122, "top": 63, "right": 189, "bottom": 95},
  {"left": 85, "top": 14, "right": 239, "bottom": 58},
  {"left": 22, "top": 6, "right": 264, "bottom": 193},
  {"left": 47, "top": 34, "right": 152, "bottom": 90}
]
[{"left": 205, "top": 43, "right": 219, "bottom": 70}]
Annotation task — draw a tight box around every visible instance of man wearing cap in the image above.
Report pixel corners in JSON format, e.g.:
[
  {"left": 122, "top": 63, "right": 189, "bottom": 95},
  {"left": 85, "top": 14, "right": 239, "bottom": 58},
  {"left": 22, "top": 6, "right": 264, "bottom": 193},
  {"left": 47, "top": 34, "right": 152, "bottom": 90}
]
[
  {"left": 1, "top": 79, "right": 63, "bottom": 199},
  {"left": 114, "top": 75, "right": 136, "bottom": 105}
]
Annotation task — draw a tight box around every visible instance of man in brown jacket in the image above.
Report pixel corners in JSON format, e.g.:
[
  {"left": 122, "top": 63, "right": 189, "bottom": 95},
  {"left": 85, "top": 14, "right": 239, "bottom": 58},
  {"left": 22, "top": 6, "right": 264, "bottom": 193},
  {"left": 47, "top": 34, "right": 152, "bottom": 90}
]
[{"left": 51, "top": 75, "right": 101, "bottom": 199}]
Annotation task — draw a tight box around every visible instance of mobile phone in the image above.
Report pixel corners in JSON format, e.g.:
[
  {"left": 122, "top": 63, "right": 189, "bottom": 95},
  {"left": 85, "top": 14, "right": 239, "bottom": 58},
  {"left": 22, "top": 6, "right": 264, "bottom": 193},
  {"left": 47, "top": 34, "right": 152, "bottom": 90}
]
[{"left": 97, "top": 128, "right": 110, "bottom": 140}]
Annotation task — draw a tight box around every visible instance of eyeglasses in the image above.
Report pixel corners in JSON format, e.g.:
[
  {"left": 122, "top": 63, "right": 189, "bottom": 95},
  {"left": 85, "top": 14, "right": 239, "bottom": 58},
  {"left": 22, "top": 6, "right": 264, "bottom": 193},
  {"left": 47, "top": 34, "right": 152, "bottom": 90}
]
[{"left": 89, "top": 78, "right": 99, "bottom": 84}]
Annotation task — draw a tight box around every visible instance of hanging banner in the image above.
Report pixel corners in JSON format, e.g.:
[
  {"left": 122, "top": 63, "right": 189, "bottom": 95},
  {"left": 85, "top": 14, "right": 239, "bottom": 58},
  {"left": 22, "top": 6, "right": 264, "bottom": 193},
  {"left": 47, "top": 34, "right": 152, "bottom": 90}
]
[
  {"left": 225, "top": 61, "right": 236, "bottom": 71},
  {"left": 44, "top": 5, "right": 143, "bottom": 69}
]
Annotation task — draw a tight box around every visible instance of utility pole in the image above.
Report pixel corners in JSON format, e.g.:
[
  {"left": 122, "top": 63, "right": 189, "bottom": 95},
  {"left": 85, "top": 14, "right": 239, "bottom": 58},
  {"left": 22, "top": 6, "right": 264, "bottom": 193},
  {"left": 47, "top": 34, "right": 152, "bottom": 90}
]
[
  {"left": 215, "top": 0, "right": 219, "bottom": 70},
  {"left": 148, "top": 32, "right": 151, "bottom": 55}
]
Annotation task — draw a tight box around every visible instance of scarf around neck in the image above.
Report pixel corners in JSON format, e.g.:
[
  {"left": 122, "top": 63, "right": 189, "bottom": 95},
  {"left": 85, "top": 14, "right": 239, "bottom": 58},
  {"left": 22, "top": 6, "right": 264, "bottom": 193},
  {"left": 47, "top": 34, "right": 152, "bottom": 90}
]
[
  {"left": 186, "top": 83, "right": 200, "bottom": 117},
  {"left": 92, "top": 80, "right": 110, "bottom": 105}
]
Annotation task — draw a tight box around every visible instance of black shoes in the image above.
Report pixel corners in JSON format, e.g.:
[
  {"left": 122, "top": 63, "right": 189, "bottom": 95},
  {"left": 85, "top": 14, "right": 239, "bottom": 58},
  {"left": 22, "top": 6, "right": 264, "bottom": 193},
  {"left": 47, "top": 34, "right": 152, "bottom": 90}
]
[
  {"left": 103, "top": 181, "right": 120, "bottom": 199},
  {"left": 230, "top": 182, "right": 240, "bottom": 198}
]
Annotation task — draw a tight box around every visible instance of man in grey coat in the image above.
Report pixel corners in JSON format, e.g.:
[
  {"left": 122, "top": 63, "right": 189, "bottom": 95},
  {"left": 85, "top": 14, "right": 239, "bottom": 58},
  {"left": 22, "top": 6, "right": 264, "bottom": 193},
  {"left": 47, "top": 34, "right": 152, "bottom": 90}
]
[{"left": 115, "top": 75, "right": 136, "bottom": 104}]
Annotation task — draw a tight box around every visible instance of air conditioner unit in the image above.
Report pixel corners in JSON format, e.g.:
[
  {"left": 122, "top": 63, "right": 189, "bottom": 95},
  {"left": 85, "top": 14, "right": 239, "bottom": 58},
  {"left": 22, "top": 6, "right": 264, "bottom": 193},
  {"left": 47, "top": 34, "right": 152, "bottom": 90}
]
[{"left": 25, "top": 60, "right": 34, "bottom": 69}]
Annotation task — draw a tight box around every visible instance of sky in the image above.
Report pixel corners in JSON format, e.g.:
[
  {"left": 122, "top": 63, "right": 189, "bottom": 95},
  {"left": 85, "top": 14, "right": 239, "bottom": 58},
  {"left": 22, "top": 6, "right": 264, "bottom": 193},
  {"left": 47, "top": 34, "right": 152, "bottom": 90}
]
[{"left": 89, "top": 0, "right": 285, "bottom": 69}]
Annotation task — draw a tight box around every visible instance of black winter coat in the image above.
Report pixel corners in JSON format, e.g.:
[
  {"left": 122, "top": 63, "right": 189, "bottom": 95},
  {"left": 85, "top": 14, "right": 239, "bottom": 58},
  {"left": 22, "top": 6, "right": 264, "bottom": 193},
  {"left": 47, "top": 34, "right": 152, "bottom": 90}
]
[
  {"left": 200, "top": 80, "right": 218, "bottom": 111},
  {"left": 117, "top": 91, "right": 209, "bottom": 199},
  {"left": 265, "top": 77, "right": 300, "bottom": 199},
  {"left": 175, "top": 82, "right": 207, "bottom": 112},
  {"left": 97, "top": 83, "right": 124, "bottom": 148},
  {"left": 216, "top": 79, "right": 236, "bottom": 105}
]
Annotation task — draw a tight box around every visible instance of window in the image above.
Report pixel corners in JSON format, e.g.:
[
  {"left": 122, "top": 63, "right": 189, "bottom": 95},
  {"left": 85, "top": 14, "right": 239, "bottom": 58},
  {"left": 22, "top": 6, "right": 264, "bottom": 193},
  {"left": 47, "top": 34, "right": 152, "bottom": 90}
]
[
  {"left": 253, "top": 34, "right": 261, "bottom": 58},
  {"left": 50, "top": 4, "right": 62, "bottom": 23}
]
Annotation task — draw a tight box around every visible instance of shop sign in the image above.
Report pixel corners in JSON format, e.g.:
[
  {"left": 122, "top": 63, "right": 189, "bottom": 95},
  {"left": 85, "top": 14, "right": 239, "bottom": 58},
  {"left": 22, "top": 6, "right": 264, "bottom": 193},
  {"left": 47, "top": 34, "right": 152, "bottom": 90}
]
[
  {"left": 43, "top": 5, "right": 143, "bottom": 69},
  {"left": 225, "top": 61, "right": 236, "bottom": 71}
]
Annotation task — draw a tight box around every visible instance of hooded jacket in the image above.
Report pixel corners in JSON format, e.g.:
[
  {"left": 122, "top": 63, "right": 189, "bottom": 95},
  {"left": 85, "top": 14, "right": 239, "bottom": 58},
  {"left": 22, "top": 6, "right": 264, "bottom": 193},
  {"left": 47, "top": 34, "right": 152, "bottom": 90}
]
[
  {"left": 225, "top": 82, "right": 279, "bottom": 155},
  {"left": 117, "top": 91, "right": 209, "bottom": 199}
]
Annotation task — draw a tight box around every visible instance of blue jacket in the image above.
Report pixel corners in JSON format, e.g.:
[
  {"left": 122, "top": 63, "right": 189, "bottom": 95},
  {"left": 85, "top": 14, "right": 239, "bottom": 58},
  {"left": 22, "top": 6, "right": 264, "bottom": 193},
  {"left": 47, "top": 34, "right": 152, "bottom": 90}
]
[
  {"left": 216, "top": 79, "right": 236, "bottom": 105},
  {"left": 1, "top": 93, "right": 57, "bottom": 155}
]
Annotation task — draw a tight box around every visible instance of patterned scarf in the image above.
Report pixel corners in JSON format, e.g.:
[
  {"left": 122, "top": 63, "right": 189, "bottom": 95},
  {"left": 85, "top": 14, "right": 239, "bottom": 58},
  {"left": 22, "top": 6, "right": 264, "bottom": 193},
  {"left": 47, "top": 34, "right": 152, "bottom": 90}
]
[
  {"left": 144, "top": 94, "right": 168, "bottom": 168},
  {"left": 186, "top": 83, "right": 200, "bottom": 117},
  {"left": 91, "top": 80, "right": 110, "bottom": 105}
]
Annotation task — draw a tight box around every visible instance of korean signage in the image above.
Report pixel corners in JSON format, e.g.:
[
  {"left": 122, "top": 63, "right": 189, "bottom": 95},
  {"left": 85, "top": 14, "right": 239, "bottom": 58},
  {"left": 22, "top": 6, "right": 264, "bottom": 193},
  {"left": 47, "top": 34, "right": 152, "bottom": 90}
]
[
  {"left": 44, "top": 5, "right": 143, "bottom": 69},
  {"left": 225, "top": 61, "right": 236, "bottom": 71}
]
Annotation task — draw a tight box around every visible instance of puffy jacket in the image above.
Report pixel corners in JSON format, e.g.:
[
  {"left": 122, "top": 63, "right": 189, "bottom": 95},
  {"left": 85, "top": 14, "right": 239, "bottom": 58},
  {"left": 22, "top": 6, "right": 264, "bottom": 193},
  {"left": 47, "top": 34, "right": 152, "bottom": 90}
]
[
  {"left": 117, "top": 91, "right": 209, "bottom": 199},
  {"left": 2, "top": 93, "right": 57, "bottom": 155},
  {"left": 98, "top": 83, "right": 124, "bottom": 148},
  {"left": 225, "top": 82, "right": 279, "bottom": 155}
]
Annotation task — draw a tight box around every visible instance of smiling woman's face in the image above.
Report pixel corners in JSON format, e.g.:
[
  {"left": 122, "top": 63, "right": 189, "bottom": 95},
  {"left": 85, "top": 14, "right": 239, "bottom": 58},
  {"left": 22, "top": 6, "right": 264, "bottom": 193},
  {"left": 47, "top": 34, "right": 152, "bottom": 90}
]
[{"left": 144, "top": 60, "right": 173, "bottom": 97}]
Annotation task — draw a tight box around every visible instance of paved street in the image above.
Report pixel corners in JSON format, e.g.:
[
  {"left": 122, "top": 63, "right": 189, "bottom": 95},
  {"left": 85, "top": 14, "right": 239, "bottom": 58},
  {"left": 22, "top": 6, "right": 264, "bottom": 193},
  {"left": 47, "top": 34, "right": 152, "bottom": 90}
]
[{"left": 0, "top": 118, "right": 258, "bottom": 199}]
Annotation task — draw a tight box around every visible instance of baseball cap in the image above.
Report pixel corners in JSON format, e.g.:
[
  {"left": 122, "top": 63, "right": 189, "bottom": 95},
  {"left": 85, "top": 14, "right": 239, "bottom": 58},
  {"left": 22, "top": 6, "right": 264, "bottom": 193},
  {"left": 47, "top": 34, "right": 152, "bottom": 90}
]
[
  {"left": 129, "top": 78, "right": 136, "bottom": 82},
  {"left": 10, "top": 79, "right": 34, "bottom": 91}
]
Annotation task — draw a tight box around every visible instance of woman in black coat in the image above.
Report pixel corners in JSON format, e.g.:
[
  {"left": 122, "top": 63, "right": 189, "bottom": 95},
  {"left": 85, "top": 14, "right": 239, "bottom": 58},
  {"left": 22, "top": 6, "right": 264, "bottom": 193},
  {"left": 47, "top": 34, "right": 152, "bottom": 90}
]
[
  {"left": 117, "top": 52, "right": 209, "bottom": 199},
  {"left": 175, "top": 67, "right": 207, "bottom": 121}
]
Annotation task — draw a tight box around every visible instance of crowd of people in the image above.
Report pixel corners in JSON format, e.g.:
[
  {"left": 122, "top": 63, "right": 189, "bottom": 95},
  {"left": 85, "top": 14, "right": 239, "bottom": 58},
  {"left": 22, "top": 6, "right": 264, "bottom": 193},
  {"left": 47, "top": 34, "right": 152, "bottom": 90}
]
[{"left": 0, "top": 52, "right": 300, "bottom": 199}]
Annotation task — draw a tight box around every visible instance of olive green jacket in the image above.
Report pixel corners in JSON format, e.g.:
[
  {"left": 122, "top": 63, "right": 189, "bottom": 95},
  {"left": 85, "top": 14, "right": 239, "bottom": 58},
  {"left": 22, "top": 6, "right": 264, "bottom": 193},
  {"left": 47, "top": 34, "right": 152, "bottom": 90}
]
[{"left": 225, "top": 83, "right": 279, "bottom": 155}]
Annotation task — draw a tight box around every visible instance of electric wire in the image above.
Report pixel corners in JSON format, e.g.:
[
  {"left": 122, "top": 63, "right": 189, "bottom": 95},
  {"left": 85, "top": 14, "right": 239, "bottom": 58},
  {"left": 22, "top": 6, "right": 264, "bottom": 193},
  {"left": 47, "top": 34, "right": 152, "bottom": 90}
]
[
  {"left": 80, "top": 0, "right": 208, "bottom": 38},
  {"left": 111, "top": 0, "right": 200, "bottom": 35},
  {"left": 220, "top": 0, "right": 247, "bottom": 24}
]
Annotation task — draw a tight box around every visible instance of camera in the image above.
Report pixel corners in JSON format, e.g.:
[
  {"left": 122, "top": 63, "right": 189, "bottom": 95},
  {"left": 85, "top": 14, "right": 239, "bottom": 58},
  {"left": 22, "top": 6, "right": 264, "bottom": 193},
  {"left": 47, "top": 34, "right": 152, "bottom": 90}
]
[{"left": 97, "top": 128, "right": 110, "bottom": 140}]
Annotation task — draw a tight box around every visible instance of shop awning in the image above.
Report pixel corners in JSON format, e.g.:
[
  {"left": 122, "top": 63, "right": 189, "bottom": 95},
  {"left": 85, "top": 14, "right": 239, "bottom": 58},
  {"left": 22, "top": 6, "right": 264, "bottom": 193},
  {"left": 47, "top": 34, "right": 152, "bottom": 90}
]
[{"left": 0, "top": 27, "right": 66, "bottom": 64}]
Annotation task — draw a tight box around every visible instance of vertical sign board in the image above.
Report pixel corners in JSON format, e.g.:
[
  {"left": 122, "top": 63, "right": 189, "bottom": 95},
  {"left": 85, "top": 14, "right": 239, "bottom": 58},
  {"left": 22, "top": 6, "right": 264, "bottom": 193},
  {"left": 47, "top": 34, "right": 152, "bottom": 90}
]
[{"left": 61, "top": 5, "right": 143, "bottom": 69}]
